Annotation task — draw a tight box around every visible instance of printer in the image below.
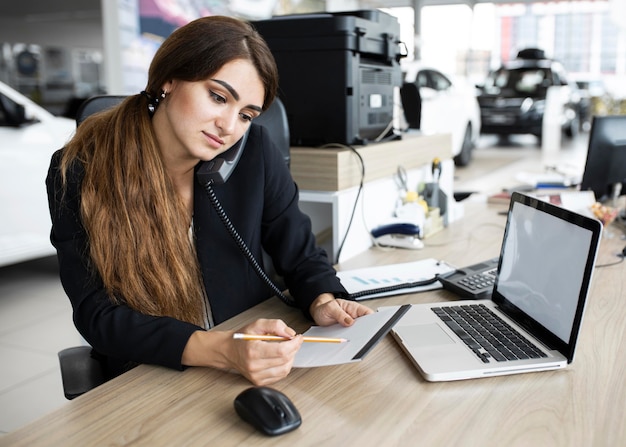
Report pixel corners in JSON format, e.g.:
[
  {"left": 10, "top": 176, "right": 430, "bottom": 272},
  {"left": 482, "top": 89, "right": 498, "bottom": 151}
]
[{"left": 254, "top": 10, "right": 405, "bottom": 146}]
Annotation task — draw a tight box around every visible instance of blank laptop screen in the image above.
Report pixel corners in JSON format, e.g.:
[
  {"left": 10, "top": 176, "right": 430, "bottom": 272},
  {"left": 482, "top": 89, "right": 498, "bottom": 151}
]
[{"left": 496, "top": 200, "right": 593, "bottom": 343}]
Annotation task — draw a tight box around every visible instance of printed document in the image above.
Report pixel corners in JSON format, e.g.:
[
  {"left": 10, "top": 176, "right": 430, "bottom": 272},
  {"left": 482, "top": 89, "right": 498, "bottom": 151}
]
[{"left": 336, "top": 258, "right": 455, "bottom": 300}]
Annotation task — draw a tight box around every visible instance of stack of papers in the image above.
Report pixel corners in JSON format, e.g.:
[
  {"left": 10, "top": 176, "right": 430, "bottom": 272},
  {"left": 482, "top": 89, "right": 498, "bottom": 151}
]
[{"left": 336, "top": 258, "right": 455, "bottom": 300}]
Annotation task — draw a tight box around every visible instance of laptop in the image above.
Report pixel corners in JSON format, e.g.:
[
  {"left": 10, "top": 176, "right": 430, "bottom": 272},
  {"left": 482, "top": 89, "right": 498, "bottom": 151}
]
[{"left": 384, "top": 192, "right": 602, "bottom": 381}]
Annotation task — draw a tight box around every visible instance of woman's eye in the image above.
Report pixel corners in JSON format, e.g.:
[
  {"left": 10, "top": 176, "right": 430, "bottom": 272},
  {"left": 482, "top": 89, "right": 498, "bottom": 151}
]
[
  {"left": 239, "top": 112, "right": 254, "bottom": 122},
  {"left": 209, "top": 91, "right": 226, "bottom": 104}
]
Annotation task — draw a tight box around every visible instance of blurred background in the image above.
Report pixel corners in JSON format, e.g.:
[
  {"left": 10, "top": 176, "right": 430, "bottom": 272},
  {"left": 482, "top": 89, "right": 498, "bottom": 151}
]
[{"left": 0, "top": 0, "right": 624, "bottom": 117}]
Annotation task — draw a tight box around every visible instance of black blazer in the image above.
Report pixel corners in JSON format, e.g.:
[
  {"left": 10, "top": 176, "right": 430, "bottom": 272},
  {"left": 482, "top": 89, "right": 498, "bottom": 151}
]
[{"left": 46, "top": 124, "right": 347, "bottom": 378}]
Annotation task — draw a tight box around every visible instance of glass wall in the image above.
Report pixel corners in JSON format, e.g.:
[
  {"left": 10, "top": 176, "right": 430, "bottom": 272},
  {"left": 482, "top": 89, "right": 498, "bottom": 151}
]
[{"left": 388, "top": 0, "right": 625, "bottom": 102}]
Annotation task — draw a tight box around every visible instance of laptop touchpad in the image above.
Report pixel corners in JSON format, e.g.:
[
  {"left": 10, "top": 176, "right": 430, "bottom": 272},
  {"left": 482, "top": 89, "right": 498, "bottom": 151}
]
[{"left": 402, "top": 324, "right": 455, "bottom": 347}]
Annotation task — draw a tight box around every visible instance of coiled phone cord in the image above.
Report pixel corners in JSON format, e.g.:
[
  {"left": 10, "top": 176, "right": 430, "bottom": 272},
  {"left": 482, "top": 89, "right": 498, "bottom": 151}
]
[{"left": 202, "top": 182, "right": 297, "bottom": 307}]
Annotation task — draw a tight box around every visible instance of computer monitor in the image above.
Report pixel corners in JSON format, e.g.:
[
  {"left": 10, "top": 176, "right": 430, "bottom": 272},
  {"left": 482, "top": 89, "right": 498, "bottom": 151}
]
[{"left": 579, "top": 115, "right": 626, "bottom": 203}]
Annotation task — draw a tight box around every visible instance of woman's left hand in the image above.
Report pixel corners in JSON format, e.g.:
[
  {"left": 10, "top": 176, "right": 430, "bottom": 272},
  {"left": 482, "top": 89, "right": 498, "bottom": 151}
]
[{"left": 309, "top": 293, "right": 374, "bottom": 327}]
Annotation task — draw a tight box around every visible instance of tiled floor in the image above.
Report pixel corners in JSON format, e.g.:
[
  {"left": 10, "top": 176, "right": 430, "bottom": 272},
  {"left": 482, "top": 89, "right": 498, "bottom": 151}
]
[
  {"left": 0, "top": 131, "right": 591, "bottom": 436},
  {"left": 0, "top": 255, "right": 84, "bottom": 435}
]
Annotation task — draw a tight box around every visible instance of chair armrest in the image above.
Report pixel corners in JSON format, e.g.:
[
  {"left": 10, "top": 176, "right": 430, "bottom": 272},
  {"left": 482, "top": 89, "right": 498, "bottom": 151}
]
[{"left": 58, "top": 346, "right": 106, "bottom": 400}]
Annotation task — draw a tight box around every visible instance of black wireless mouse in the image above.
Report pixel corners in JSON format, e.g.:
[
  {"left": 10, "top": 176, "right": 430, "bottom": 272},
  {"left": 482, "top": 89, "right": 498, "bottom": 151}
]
[{"left": 234, "top": 386, "right": 302, "bottom": 436}]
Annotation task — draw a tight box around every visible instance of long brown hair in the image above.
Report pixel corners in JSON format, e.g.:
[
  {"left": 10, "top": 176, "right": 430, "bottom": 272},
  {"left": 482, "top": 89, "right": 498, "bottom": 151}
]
[{"left": 59, "top": 16, "right": 278, "bottom": 325}]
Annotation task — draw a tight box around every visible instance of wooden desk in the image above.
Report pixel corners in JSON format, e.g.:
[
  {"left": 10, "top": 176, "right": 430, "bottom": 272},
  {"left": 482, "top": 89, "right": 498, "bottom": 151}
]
[{"left": 2, "top": 203, "right": 625, "bottom": 446}]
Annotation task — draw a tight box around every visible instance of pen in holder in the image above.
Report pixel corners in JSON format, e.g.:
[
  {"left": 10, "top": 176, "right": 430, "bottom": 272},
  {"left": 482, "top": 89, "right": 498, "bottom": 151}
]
[{"left": 420, "top": 183, "right": 448, "bottom": 237}]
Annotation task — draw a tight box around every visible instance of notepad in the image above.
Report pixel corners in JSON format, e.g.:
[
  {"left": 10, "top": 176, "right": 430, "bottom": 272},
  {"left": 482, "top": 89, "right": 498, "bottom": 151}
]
[{"left": 293, "top": 305, "right": 410, "bottom": 368}]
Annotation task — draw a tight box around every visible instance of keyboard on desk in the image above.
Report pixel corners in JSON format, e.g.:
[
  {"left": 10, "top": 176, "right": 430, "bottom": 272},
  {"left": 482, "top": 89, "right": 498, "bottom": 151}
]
[
  {"left": 432, "top": 304, "right": 547, "bottom": 364},
  {"left": 438, "top": 257, "right": 499, "bottom": 300},
  {"left": 457, "top": 268, "right": 496, "bottom": 291}
]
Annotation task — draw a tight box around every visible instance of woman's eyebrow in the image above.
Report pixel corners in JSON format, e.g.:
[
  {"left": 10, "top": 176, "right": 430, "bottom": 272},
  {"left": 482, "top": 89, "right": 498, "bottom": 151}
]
[{"left": 211, "top": 78, "right": 263, "bottom": 112}]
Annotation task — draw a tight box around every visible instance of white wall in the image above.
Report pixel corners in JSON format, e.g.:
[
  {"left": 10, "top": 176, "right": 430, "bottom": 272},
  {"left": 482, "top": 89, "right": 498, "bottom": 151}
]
[{"left": 299, "top": 158, "right": 457, "bottom": 264}]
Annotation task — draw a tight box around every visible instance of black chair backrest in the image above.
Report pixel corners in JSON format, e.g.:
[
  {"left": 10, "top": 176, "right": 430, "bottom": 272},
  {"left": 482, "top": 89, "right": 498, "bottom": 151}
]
[
  {"left": 75, "top": 95, "right": 291, "bottom": 167},
  {"left": 399, "top": 82, "right": 422, "bottom": 130},
  {"left": 76, "top": 95, "right": 126, "bottom": 127},
  {"left": 254, "top": 97, "right": 290, "bottom": 167}
]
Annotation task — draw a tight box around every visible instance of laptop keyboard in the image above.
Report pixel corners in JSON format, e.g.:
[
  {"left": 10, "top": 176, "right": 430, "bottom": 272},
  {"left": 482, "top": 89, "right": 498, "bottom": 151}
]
[{"left": 432, "top": 304, "right": 547, "bottom": 363}]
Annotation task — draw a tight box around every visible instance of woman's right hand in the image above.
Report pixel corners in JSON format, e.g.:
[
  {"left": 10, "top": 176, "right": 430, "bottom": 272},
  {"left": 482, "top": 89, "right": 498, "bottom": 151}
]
[
  {"left": 227, "top": 319, "right": 304, "bottom": 385},
  {"left": 182, "top": 319, "right": 303, "bottom": 386}
]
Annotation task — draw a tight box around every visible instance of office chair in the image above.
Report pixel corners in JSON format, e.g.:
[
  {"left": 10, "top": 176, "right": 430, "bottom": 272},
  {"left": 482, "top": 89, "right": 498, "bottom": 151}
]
[
  {"left": 57, "top": 346, "right": 106, "bottom": 400},
  {"left": 57, "top": 94, "right": 291, "bottom": 399},
  {"left": 255, "top": 97, "right": 290, "bottom": 167},
  {"left": 399, "top": 82, "right": 422, "bottom": 130},
  {"left": 75, "top": 95, "right": 126, "bottom": 126}
]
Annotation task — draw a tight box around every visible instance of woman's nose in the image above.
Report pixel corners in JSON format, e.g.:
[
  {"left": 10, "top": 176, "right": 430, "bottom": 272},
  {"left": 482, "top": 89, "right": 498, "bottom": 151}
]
[{"left": 216, "top": 110, "right": 238, "bottom": 135}]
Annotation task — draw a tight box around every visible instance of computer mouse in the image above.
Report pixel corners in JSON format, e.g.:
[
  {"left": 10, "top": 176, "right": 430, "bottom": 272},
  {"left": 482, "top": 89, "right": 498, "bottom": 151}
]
[{"left": 234, "top": 386, "right": 302, "bottom": 436}]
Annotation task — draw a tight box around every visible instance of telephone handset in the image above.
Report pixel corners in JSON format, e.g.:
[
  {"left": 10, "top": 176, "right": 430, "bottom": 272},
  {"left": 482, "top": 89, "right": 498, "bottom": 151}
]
[
  {"left": 196, "top": 130, "right": 249, "bottom": 186},
  {"left": 195, "top": 129, "right": 296, "bottom": 307}
]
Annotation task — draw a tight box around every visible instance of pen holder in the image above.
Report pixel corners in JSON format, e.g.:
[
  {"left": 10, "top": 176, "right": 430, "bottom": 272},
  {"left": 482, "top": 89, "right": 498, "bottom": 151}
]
[
  {"left": 422, "top": 183, "right": 447, "bottom": 213},
  {"left": 423, "top": 207, "right": 444, "bottom": 238},
  {"left": 421, "top": 182, "right": 448, "bottom": 230}
]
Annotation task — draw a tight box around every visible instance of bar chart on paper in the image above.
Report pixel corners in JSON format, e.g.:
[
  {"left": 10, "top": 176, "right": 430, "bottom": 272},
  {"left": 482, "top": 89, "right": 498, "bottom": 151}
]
[{"left": 336, "top": 258, "right": 455, "bottom": 300}]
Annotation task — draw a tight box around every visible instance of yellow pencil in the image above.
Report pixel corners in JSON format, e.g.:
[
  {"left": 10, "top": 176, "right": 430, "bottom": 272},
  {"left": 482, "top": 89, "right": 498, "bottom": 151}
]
[{"left": 232, "top": 333, "right": 348, "bottom": 343}]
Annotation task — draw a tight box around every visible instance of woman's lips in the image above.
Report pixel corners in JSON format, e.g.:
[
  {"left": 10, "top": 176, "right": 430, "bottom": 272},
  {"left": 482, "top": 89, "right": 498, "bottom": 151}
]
[{"left": 203, "top": 131, "right": 224, "bottom": 149}]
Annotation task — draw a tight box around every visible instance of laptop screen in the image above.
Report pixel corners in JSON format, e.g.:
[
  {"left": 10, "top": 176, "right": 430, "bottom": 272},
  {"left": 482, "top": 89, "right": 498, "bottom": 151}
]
[{"left": 493, "top": 193, "right": 602, "bottom": 359}]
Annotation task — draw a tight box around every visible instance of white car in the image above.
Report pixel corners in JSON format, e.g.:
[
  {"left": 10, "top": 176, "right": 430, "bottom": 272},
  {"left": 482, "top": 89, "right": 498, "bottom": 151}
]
[
  {"left": 0, "top": 81, "right": 75, "bottom": 267},
  {"left": 399, "top": 64, "right": 481, "bottom": 166}
]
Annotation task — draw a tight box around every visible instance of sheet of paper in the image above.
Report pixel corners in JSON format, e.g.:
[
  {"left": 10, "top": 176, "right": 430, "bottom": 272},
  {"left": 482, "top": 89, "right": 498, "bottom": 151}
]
[
  {"left": 336, "top": 258, "right": 455, "bottom": 300},
  {"left": 293, "top": 306, "right": 408, "bottom": 368}
]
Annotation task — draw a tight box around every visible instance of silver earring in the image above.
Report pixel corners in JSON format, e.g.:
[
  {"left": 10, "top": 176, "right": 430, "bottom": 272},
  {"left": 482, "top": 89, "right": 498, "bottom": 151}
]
[{"left": 142, "top": 90, "right": 166, "bottom": 116}]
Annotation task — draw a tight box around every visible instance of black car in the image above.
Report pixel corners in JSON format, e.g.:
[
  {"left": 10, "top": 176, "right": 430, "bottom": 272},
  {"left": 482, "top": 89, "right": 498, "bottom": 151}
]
[{"left": 477, "top": 48, "right": 580, "bottom": 142}]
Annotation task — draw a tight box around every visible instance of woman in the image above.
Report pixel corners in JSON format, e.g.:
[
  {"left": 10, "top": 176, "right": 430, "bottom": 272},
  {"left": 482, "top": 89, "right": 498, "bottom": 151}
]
[{"left": 46, "top": 16, "right": 372, "bottom": 386}]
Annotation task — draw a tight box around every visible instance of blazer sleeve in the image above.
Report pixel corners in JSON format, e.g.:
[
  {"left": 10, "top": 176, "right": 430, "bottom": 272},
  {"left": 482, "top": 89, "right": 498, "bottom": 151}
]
[{"left": 46, "top": 150, "right": 202, "bottom": 374}]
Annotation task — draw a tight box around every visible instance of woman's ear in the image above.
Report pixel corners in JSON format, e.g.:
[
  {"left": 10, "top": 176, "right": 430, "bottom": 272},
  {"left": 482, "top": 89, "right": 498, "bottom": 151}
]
[{"left": 161, "top": 80, "right": 174, "bottom": 93}]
